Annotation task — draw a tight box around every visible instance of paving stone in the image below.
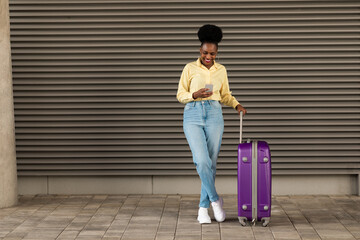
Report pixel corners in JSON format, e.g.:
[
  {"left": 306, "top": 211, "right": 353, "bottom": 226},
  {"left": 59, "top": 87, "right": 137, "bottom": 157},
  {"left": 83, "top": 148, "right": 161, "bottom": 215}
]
[
  {"left": 3, "top": 226, "right": 33, "bottom": 238},
  {"left": 23, "top": 228, "right": 63, "bottom": 239},
  {"left": 313, "top": 228, "right": 356, "bottom": 240},
  {"left": 174, "top": 234, "right": 201, "bottom": 240},
  {"left": 155, "top": 232, "right": 175, "bottom": 240},
  {"left": 252, "top": 226, "right": 275, "bottom": 240},
  {"left": 102, "top": 237, "right": 121, "bottom": 240},
  {"left": 121, "top": 229, "right": 159, "bottom": 240},
  {"left": 75, "top": 236, "right": 102, "bottom": 240},
  {"left": 37, "top": 216, "right": 74, "bottom": 228},
  {"left": 106, "top": 219, "right": 128, "bottom": 232},
  {"left": 102, "top": 230, "right": 123, "bottom": 238},
  {"left": 295, "top": 228, "right": 321, "bottom": 240},
  {"left": 56, "top": 230, "right": 79, "bottom": 240},
  {"left": 0, "top": 231, "right": 10, "bottom": 238},
  {"left": 271, "top": 230, "right": 301, "bottom": 240},
  {"left": 65, "top": 221, "right": 89, "bottom": 231},
  {"left": 201, "top": 223, "right": 220, "bottom": 240},
  {"left": 3, "top": 237, "right": 23, "bottom": 240},
  {"left": 77, "top": 230, "right": 105, "bottom": 238},
  {"left": 344, "top": 224, "right": 360, "bottom": 239},
  {"left": 220, "top": 221, "right": 255, "bottom": 240}
]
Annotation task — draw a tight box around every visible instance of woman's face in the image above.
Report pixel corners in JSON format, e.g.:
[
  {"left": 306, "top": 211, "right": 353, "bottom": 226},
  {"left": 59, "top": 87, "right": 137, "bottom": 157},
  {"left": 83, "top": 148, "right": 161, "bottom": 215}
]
[{"left": 199, "top": 43, "right": 218, "bottom": 69}]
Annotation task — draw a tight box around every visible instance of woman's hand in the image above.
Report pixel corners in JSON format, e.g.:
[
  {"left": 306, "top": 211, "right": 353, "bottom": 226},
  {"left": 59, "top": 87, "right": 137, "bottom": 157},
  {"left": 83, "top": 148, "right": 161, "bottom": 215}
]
[
  {"left": 236, "top": 104, "right": 247, "bottom": 116},
  {"left": 192, "top": 88, "right": 213, "bottom": 99}
]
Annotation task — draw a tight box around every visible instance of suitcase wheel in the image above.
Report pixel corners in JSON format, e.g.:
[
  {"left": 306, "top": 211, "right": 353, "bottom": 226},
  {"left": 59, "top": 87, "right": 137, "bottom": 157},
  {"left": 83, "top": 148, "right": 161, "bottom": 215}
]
[
  {"left": 238, "top": 217, "right": 247, "bottom": 226},
  {"left": 261, "top": 217, "right": 270, "bottom": 227}
]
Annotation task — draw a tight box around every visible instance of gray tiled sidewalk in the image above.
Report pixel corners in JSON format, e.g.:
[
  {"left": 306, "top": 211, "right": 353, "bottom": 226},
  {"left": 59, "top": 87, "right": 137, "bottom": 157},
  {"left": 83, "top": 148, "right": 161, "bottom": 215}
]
[{"left": 0, "top": 195, "right": 359, "bottom": 240}]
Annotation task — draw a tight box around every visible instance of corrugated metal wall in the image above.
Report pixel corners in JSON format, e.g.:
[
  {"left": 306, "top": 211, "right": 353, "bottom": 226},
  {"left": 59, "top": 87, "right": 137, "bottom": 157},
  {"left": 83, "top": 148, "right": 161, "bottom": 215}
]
[{"left": 9, "top": 0, "right": 360, "bottom": 176}]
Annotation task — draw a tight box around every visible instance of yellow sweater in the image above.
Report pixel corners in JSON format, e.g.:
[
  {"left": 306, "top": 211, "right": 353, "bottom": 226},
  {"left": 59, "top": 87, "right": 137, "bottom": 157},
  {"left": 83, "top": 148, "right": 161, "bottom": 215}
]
[{"left": 177, "top": 58, "right": 240, "bottom": 109}]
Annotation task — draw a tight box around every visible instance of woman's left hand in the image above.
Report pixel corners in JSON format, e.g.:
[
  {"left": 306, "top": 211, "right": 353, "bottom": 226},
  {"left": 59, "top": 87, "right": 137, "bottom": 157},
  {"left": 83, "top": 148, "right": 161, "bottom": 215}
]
[{"left": 236, "top": 104, "right": 247, "bottom": 116}]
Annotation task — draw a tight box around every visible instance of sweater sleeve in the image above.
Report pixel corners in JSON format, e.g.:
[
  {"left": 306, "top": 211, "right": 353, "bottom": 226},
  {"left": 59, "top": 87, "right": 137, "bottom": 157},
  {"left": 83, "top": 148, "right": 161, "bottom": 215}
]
[
  {"left": 176, "top": 64, "right": 194, "bottom": 104},
  {"left": 219, "top": 68, "right": 240, "bottom": 109}
]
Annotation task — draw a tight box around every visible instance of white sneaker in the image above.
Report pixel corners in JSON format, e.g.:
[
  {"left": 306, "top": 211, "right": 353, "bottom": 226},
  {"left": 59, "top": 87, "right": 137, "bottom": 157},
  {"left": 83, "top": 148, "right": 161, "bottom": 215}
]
[
  {"left": 197, "top": 207, "right": 211, "bottom": 224},
  {"left": 211, "top": 197, "right": 225, "bottom": 222}
]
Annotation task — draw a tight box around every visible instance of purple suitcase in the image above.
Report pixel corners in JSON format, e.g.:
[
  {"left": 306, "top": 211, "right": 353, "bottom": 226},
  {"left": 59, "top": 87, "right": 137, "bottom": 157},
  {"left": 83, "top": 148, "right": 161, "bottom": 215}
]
[{"left": 237, "top": 113, "right": 271, "bottom": 227}]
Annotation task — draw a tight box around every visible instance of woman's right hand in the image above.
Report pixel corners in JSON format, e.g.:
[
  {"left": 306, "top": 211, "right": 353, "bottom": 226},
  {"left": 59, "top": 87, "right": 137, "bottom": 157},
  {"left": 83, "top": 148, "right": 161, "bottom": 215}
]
[{"left": 192, "top": 88, "right": 213, "bottom": 99}]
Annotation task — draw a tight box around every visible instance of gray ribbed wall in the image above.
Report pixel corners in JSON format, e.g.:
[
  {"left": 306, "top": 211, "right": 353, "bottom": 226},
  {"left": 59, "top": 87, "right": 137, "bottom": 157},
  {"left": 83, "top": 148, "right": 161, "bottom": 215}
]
[{"left": 9, "top": 0, "right": 360, "bottom": 176}]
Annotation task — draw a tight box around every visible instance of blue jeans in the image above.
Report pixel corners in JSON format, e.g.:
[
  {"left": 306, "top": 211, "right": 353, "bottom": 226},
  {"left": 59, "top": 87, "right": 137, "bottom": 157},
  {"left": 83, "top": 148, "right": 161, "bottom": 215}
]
[{"left": 183, "top": 100, "right": 224, "bottom": 208}]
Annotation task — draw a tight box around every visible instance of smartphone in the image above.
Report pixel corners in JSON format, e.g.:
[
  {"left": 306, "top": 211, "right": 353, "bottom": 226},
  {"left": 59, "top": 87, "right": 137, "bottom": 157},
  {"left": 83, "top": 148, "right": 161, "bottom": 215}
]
[{"left": 205, "top": 84, "right": 213, "bottom": 93}]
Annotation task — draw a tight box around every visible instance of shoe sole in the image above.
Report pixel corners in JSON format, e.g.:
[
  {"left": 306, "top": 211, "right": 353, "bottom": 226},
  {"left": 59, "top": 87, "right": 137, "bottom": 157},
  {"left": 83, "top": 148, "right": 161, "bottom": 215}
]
[{"left": 197, "top": 218, "right": 211, "bottom": 224}]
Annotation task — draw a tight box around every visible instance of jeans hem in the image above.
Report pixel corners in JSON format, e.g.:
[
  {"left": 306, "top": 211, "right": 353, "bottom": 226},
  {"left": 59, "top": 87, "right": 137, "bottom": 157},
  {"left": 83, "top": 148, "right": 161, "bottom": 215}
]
[{"left": 210, "top": 196, "right": 219, "bottom": 203}]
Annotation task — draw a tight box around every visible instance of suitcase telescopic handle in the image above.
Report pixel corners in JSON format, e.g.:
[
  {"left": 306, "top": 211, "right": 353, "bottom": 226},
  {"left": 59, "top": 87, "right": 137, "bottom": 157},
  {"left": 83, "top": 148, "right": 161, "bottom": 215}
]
[{"left": 240, "top": 111, "right": 243, "bottom": 143}]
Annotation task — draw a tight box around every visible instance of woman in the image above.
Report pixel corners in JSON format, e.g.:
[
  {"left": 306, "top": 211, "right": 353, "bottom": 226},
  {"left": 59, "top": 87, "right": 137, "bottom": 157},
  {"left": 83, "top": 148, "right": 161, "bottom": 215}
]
[{"left": 177, "top": 24, "right": 247, "bottom": 224}]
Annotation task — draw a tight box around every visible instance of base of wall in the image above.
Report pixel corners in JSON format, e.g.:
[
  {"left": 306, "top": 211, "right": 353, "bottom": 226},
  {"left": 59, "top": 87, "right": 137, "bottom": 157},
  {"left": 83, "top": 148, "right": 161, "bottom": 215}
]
[{"left": 18, "top": 175, "right": 359, "bottom": 195}]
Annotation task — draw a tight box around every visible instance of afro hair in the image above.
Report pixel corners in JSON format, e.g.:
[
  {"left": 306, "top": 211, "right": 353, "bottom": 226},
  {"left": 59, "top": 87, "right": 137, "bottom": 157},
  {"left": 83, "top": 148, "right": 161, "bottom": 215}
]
[{"left": 197, "top": 24, "right": 223, "bottom": 45}]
